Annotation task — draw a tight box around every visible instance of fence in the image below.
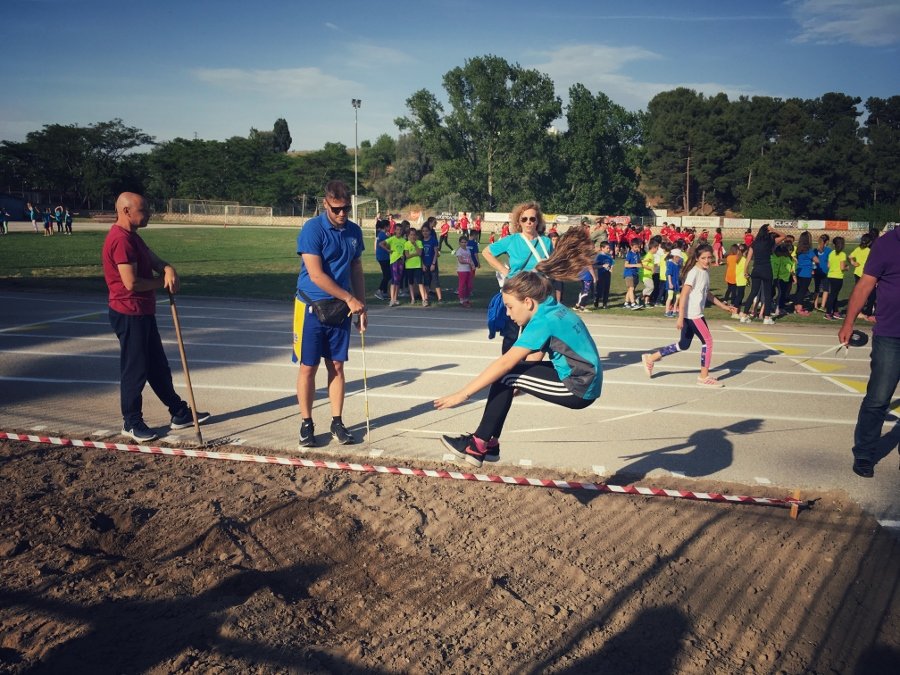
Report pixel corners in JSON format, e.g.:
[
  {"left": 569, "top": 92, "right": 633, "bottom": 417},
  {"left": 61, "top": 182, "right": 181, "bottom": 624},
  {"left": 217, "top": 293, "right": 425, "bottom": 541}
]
[{"left": 167, "top": 199, "right": 274, "bottom": 226}]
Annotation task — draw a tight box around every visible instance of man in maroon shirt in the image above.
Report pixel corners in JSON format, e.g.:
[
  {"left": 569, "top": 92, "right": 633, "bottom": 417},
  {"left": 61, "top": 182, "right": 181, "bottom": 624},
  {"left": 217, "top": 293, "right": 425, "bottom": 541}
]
[{"left": 102, "top": 192, "right": 209, "bottom": 442}]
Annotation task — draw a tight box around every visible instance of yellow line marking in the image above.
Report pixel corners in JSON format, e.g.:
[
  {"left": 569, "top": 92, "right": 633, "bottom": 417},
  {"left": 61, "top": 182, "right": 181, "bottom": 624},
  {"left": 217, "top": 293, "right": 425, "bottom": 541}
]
[{"left": 829, "top": 377, "right": 868, "bottom": 394}]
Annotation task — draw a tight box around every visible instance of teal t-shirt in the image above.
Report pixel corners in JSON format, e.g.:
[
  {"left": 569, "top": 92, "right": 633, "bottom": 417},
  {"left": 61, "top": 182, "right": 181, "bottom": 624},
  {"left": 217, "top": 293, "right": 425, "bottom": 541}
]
[
  {"left": 487, "top": 233, "right": 553, "bottom": 276},
  {"left": 514, "top": 297, "right": 602, "bottom": 400}
]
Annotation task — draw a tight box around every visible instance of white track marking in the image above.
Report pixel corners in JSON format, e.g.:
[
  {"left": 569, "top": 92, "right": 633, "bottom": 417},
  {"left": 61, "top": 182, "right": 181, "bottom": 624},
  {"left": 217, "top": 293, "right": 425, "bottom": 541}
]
[
  {"left": 824, "top": 376, "right": 863, "bottom": 393},
  {"left": 518, "top": 459, "right": 533, "bottom": 467},
  {"left": 592, "top": 465, "right": 606, "bottom": 475},
  {"left": 92, "top": 429, "right": 111, "bottom": 437},
  {"left": 755, "top": 477, "right": 772, "bottom": 485},
  {"left": 30, "top": 425, "right": 46, "bottom": 431},
  {"left": 0, "top": 311, "right": 102, "bottom": 334}
]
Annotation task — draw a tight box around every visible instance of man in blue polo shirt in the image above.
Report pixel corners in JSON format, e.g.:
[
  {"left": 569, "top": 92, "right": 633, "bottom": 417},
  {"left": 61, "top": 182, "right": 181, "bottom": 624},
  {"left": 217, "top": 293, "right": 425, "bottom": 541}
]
[
  {"left": 839, "top": 226, "right": 900, "bottom": 478},
  {"left": 294, "top": 180, "right": 367, "bottom": 448}
]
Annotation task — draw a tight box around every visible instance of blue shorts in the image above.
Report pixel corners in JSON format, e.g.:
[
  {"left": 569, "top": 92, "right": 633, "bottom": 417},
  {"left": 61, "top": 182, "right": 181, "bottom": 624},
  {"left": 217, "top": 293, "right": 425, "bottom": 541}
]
[{"left": 292, "top": 298, "right": 350, "bottom": 366}]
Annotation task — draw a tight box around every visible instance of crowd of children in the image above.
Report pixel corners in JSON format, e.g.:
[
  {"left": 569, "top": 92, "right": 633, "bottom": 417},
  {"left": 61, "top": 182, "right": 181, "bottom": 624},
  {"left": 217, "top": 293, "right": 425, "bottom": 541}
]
[
  {"left": 371, "top": 214, "right": 877, "bottom": 325},
  {"left": 18, "top": 202, "right": 74, "bottom": 236}
]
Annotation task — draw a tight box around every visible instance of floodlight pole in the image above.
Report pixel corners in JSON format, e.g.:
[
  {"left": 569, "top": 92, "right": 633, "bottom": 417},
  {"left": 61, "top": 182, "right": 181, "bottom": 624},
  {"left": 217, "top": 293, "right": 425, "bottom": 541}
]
[{"left": 352, "top": 98, "right": 361, "bottom": 222}]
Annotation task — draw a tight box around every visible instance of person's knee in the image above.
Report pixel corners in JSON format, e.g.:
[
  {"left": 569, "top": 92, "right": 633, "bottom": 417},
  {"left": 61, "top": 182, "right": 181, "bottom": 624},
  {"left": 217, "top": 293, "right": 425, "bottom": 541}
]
[{"left": 325, "top": 360, "right": 345, "bottom": 378}]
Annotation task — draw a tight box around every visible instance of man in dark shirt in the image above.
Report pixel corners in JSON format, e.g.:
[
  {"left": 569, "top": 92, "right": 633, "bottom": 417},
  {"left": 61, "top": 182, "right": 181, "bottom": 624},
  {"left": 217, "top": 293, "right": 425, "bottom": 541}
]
[
  {"left": 102, "top": 192, "right": 209, "bottom": 442},
  {"left": 839, "top": 226, "right": 900, "bottom": 477}
]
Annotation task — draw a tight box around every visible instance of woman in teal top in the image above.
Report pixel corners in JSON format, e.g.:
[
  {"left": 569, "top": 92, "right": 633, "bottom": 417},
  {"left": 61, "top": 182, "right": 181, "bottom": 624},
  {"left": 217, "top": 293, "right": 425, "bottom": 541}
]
[
  {"left": 435, "top": 228, "right": 600, "bottom": 468},
  {"left": 482, "top": 201, "right": 554, "bottom": 353}
]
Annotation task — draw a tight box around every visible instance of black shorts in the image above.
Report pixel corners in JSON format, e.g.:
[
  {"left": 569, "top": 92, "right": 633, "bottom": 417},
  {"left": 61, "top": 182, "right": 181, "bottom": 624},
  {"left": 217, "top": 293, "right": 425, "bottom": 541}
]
[{"left": 405, "top": 268, "right": 424, "bottom": 285}]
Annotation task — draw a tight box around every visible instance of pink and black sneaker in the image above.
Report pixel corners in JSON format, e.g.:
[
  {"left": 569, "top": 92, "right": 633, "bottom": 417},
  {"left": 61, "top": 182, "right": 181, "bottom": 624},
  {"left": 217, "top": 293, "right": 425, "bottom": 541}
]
[{"left": 441, "top": 434, "right": 488, "bottom": 468}]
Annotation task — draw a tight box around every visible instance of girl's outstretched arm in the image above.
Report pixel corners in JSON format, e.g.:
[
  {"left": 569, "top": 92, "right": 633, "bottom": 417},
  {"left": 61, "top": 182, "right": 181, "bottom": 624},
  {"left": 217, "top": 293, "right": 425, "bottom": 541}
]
[{"left": 434, "top": 346, "right": 532, "bottom": 409}]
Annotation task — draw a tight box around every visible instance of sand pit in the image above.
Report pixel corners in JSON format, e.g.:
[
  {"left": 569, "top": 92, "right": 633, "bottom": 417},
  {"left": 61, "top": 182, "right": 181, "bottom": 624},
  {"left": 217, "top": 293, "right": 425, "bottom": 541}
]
[{"left": 0, "top": 438, "right": 897, "bottom": 674}]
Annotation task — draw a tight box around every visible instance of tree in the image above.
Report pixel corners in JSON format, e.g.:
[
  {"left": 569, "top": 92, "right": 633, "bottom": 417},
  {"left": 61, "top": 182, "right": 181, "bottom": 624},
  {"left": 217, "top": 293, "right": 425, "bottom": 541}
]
[
  {"left": 863, "top": 96, "right": 900, "bottom": 210},
  {"left": 359, "top": 133, "right": 396, "bottom": 184},
  {"left": 273, "top": 118, "right": 292, "bottom": 153},
  {"left": 371, "top": 134, "right": 431, "bottom": 209},
  {"left": 551, "top": 84, "right": 644, "bottom": 214},
  {"left": 397, "top": 55, "right": 561, "bottom": 211},
  {"left": 0, "top": 119, "right": 153, "bottom": 208}
]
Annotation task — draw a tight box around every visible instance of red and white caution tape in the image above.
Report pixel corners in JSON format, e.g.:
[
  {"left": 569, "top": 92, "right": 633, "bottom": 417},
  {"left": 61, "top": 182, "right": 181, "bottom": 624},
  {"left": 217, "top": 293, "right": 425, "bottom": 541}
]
[{"left": 0, "top": 432, "right": 807, "bottom": 511}]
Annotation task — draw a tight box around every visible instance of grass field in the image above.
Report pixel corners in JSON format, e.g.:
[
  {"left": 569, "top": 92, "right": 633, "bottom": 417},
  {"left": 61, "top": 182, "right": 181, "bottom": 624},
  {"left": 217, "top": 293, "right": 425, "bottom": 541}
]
[{"left": 0, "top": 227, "right": 862, "bottom": 324}]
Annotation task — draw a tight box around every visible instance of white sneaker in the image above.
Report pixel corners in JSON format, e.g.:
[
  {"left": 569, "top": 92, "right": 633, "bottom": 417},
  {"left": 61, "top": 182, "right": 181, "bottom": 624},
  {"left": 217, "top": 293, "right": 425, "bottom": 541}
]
[
  {"left": 739, "top": 315, "right": 751, "bottom": 324},
  {"left": 763, "top": 317, "right": 775, "bottom": 325},
  {"left": 731, "top": 312, "right": 743, "bottom": 320}
]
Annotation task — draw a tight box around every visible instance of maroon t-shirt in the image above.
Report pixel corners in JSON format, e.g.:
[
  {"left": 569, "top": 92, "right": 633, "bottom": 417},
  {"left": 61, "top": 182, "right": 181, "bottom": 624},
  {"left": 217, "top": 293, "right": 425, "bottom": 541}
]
[
  {"left": 102, "top": 224, "right": 156, "bottom": 315},
  {"left": 864, "top": 227, "right": 900, "bottom": 338}
]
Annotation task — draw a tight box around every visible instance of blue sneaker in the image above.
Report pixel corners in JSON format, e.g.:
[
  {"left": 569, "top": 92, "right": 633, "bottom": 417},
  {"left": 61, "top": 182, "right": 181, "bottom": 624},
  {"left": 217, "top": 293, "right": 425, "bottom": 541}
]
[
  {"left": 122, "top": 421, "right": 158, "bottom": 443},
  {"left": 170, "top": 408, "right": 211, "bottom": 430}
]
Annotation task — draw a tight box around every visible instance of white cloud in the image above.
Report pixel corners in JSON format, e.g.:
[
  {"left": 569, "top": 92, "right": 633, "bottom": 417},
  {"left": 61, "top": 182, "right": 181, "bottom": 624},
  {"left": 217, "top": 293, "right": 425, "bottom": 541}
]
[
  {"left": 325, "top": 22, "right": 339, "bottom": 31},
  {"left": 344, "top": 42, "right": 413, "bottom": 68},
  {"left": 528, "top": 44, "right": 762, "bottom": 112},
  {"left": 790, "top": 0, "right": 900, "bottom": 46},
  {"left": 192, "top": 67, "right": 358, "bottom": 99}
]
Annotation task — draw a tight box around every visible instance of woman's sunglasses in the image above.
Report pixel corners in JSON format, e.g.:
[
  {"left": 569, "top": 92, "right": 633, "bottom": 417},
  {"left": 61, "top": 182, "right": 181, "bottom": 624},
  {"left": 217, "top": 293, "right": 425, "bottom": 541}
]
[{"left": 519, "top": 216, "right": 537, "bottom": 223}]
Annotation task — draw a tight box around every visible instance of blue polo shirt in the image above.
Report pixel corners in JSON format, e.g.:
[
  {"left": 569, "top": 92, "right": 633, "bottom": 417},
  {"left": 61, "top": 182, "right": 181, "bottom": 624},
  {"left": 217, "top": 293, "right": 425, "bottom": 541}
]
[
  {"left": 487, "top": 233, "right": 553, "bottom": 276},
  {"left": 296, "top": 212, "right": 364, "bottom": 302},
  {"left": 514, "top": 296, "right": 602, "bottom": 400}
]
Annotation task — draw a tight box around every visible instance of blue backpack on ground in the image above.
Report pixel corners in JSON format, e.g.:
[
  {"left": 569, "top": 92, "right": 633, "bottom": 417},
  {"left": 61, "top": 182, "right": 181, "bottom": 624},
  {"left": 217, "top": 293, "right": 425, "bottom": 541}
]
[{"left": 487, "top": 291, "right": 507, "bottom": 339}]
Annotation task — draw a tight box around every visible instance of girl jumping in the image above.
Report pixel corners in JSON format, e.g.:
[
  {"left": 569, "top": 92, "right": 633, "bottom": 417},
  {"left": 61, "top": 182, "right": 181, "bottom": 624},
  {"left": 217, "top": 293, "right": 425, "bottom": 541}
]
[
  {"left": 641, "top": 244, "right": 737, "bottom": 388},
  {"left": 434, "top": 228, "right": 599, "bottom": 467}
]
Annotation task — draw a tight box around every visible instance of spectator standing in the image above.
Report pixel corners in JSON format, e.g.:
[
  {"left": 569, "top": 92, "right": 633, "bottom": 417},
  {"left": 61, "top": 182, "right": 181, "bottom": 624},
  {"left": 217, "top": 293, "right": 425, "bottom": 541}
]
[
  {"left": 454, "top": 234, "right": 475, "bottom": 307},
  {"left": 294, "top": 180, "right": 367, "bottom": 448},
  {"left": 739, "top": 224, "right": 785, "bottom": 325},
  {"left": 792, "top": 232, "right": 815, "bottom": 316},
  {"left": 102, "top": 192, "right": 210, "bottom": 442},
  {"left": 592, "top": 241, "right": 614, "bottom": 309},
  {"left": 824, "top": 237, "right": 848, "bottom": 320},
  {"left": 421, "top": 220, "right": 443, "bottom": 304},
  {"left": 482, "top": 202, "right": 553, "bottom": 353},
  {"left": 373, "top": 219, "right": 391, "bottom": 300},
  {"left": 838, "top": 226, "right": 900, "bottom": 477}
]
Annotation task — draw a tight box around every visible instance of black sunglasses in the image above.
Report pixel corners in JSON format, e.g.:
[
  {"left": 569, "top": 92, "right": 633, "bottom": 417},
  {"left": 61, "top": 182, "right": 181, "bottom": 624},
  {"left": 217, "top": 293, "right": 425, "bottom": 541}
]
[
  {"left": 519, "top": 216, "right": 537, "bottom": 223},
  {"left": 328, "top": 203, "right": 351, "bottom": 214}
]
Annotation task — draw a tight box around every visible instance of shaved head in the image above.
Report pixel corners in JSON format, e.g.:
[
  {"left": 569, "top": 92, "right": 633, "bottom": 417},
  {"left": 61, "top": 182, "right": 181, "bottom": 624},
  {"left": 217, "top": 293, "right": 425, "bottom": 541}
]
[{"left": 115, "top": 191, "right": 150, "bottom": 231}]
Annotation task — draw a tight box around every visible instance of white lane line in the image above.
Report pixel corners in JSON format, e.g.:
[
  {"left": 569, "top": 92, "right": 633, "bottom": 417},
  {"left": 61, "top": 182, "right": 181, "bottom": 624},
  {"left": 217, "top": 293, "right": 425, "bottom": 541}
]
[
  {"left": 30, "top": 425, "right": 46, "bottom": 431},
  {"left": 0, "top": 370, "right": 862, "bottom": 400},
  {"left": 0, "top": 311, "right": 103, "bottom": 334},
  {"left": 670, "top": 471, "right": 686, "bottom": 478},
  {"left": 755, "top": 477, "right": 772, "bottom": 485},
  {"left": 0, "top": 346, "right": 873, "bottom": 380},
  {"left": 441, "top": 453, "right": 456, "bottom": 462},
  {"left": 367, "top": 449, "right": 384, "bottom": 458},
  {"left": 725, "top": 324, "right": 824, "bottom": 375},
  {"left": 0, "top": 375, "right": 864, "bottom": 424},
  {"left": 519, "top": 459, "right": 533, "bottom": 467},
  {"left": 592, "top": 465, "right": 606, "bottom": 475},
  {"left": 824, "top": 376, "right": 863, "bottom": 394},
  {"left": 92, "top": 429, "right": 111, "bottom": 437},
  {"left": 0, "top": 332, "right": 872, "bottom": 363},
  {"left": 35, "top": 317, "right": 851, "bottom": 351}
]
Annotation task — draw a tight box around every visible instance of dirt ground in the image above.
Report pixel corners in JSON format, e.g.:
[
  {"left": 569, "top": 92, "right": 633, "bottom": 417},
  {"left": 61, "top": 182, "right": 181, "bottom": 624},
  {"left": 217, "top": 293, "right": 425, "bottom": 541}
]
[{"left": 0, "top": 437, "right": 897, "bottom": 674}]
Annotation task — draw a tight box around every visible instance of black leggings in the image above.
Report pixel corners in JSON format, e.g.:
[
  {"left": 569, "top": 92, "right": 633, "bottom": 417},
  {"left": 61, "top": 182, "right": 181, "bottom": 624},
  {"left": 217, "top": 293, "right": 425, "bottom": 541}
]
[
  {"left": 439, "top": 234, "right": 452, "bottom": 251},
  {"left": 792, "top": 276, "right": 811, "bottom": 307},
  {"left": 594, "top": 272, "right": 611, "bottom": 306},
  {"left": 474, "top": 362, "right": 593, "bottom": 440},
  {"left": 732, "top": 285, "right": 746, "bottom": 308},
  {"left": 743, "top": 276, "right": 773, "bottom": 317},
  {"left": 377, "top": 259, "right": 390, "bottom": 293},
  {"left": 826, "top": 278, "right": 843, "bottom": 314}
]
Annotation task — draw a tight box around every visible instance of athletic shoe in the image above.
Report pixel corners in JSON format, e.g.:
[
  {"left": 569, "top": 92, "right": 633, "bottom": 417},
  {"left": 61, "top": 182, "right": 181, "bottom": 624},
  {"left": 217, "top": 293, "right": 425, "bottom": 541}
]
[
  {"left": 852, "top": 458, "right": 874, "bottom": 478},
  {"left": 731, "top": 312, "right": 743, "bottom": 320},
  {"left": 122, "top": 421, "right": 158, "bottom": 443},
  {"left": 298, "top": 419, "right": 316, "bottom": 448},
  {"left": 739, "top": 315, "right": 752, "bottom": 324},
  {"left": 796, "top": 309, "right": 811, "bottom": 316},
  {"left": 484, "top": 438, "right": 500, "bottom": 462},
  {"left": 641, "top": 353, "right": 654, "bottom": 378},
  {"left": 374, "top": 290, "right": 385, "bottom": 300},
  {"left": 170, "top": 408, "right": 211, "bottom": 430},
  {"left": 631, "top": 304, "right": 644, "bottom": 311},
  {"left": 422, "top": 300, "right": 430, "bottom": 307},
  {"left": 389, "top": 300, "right": 400, "bottom": 307},
  {"left": 823, "top": 313, "right": 835, "bottom": 321},
  {"left": 462, "top": 301, "right": 472, "bottom": 308},
  {"left": 833, "top": 312, "right": 844, "bottom": 320},
  {"left": 601, "top": 305, "right": 608, "bottom": 310},
  {"left": 441, "top": 434, "right": 486, "bottom": 468},
  {"left": 696, "top": 377, "right": 724, "bottom": 388},
  {"left": 763, "top": 317, "right": 775, "bottom": 325},
  {"left": 331, "top": 420, "right": 355, "bottom": 445}
]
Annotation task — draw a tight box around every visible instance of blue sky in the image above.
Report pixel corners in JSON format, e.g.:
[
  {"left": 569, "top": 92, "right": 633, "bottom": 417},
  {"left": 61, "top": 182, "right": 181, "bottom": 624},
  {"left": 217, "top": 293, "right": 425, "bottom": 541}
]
[{"left": 2, "top": 0, "right": 898, "bottom": 150}]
